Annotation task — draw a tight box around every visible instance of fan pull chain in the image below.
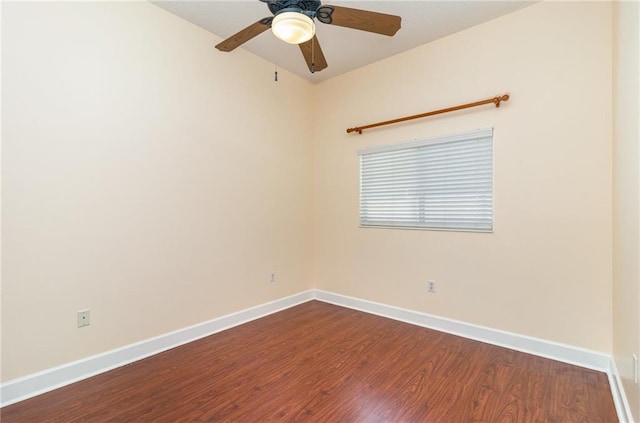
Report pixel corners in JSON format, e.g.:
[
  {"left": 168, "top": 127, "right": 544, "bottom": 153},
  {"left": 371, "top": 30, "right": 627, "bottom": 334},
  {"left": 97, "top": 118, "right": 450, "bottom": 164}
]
[
  {"left": 274, "top": 63, "right": 278, "bottom": 82},
  {"left": 311, "top": 38, "right": 315, "bottom": 73}
]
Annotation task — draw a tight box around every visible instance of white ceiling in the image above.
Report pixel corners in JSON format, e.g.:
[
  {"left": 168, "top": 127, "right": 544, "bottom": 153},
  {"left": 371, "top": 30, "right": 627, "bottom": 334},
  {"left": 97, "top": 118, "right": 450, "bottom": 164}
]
[{"left": 152, "top": 1, "right": 534, "bottom": 83}]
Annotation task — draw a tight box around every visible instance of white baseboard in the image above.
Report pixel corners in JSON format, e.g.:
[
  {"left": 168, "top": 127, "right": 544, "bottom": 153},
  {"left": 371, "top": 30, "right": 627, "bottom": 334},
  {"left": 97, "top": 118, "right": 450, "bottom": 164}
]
[
  {"left": 2, "top": 288, "right": 630, "bottom": 422},
  {"left": 314, "top": 290, "right": 611, "bottom": 371},
  {"left": 609, "top": 357, "right": 634, "bottom": 423},
  {"left": 0, "top": 290, "right": 315, "bottom": 407}
]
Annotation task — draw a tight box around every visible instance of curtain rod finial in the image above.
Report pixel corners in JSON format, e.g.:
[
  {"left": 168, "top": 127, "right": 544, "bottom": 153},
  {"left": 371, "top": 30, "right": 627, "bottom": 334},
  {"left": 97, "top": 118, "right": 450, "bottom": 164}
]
[{"left": 493, "top": 93, "right": 510, "bottom": 107}]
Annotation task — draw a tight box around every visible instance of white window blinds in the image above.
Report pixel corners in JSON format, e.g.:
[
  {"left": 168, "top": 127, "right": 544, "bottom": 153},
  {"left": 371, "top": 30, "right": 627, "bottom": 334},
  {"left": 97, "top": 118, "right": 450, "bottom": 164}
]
[{"left": 359, "top": 128, "right": 493, "bottom": 232}]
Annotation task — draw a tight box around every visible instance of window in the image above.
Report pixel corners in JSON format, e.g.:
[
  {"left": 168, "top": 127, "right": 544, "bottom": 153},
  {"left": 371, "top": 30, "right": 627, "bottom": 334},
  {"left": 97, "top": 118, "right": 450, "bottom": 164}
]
[{"left": 358, "top": 128, "right": 493, "bottom": 232}]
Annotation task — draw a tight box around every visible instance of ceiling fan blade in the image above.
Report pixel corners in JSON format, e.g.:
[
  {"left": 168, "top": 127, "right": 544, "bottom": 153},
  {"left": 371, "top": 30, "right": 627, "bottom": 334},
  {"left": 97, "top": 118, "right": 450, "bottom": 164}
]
[
  {"left": 326, "top": 5, "right": 401, "bottom": 36},
  {"left": 215, "top": 18, "right": 272, "bottom": 52},
  {"left": 299, "top": 35, "right": 328, "bottom": 73}
]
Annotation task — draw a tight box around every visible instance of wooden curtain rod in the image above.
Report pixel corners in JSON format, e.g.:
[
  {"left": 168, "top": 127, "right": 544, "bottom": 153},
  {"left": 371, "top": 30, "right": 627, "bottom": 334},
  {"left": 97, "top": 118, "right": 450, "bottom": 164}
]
[{"left": 346, "top": 93, "right": 510, "bottom": 134}]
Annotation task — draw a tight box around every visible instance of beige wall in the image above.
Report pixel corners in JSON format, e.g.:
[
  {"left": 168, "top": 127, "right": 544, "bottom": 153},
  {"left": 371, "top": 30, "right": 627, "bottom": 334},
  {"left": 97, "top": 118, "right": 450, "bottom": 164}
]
[
  {"left": 613, "top": 0, "right": 640, "bottom": 419},
  {"left": 1, "top": 2, "right": 314, "bottom": 381},
  {"left": 313, "top": 1, "right": 613, "bottom": 352}
]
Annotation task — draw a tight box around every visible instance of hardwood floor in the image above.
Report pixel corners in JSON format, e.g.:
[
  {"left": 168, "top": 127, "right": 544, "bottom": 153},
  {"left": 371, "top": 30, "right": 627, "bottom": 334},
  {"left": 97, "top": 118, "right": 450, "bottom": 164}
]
[{"left": 1, "top": 301, "right": 618, "bottom": 422}]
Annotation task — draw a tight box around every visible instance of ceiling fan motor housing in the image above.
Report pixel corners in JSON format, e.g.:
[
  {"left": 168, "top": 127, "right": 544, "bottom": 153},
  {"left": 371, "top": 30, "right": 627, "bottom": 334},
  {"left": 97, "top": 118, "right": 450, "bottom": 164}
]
[{"left": 264, "top": 0, "right": 321, "bottom": 16}]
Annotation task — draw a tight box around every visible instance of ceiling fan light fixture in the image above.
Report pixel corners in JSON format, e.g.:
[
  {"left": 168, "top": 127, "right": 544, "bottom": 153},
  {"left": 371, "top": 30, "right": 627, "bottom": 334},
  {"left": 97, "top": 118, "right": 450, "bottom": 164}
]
[{"left": 272, "top": 11, "right": 315, "bottom": 44}]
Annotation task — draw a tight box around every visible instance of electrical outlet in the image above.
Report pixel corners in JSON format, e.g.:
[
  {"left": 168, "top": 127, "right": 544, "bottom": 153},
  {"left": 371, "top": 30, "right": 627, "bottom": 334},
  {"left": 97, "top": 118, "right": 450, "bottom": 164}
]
[
  {"left": 634, "top": 354, "right": 638, "bottom": 384},
  {"left": 428, "top": 280, "right": 436, "bottom": 293},
  {"left": 77, "top": 309, "right": 90, "bottom": 328},
  {"left": 270, "top": 272, "right": 276, "bottom": 283}
]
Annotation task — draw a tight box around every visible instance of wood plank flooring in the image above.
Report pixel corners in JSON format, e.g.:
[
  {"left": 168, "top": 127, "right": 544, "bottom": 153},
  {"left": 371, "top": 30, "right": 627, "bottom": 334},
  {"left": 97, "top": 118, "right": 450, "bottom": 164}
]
[{"left": 1, "top": 301, "right": 618, "bottom": 422}]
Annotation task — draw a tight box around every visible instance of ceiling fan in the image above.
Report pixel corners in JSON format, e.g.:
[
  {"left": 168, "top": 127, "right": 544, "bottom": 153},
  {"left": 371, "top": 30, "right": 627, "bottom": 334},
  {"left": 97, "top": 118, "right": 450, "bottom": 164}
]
[{"left": 215, "top": 0, "right": 402, "bottom": 74}]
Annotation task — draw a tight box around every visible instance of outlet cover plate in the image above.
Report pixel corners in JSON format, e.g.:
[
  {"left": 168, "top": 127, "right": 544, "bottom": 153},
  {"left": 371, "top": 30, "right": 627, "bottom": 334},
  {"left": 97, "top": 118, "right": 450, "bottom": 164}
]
[{"left": 77, "top": 310, "right": 90, "bottom": 328}]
